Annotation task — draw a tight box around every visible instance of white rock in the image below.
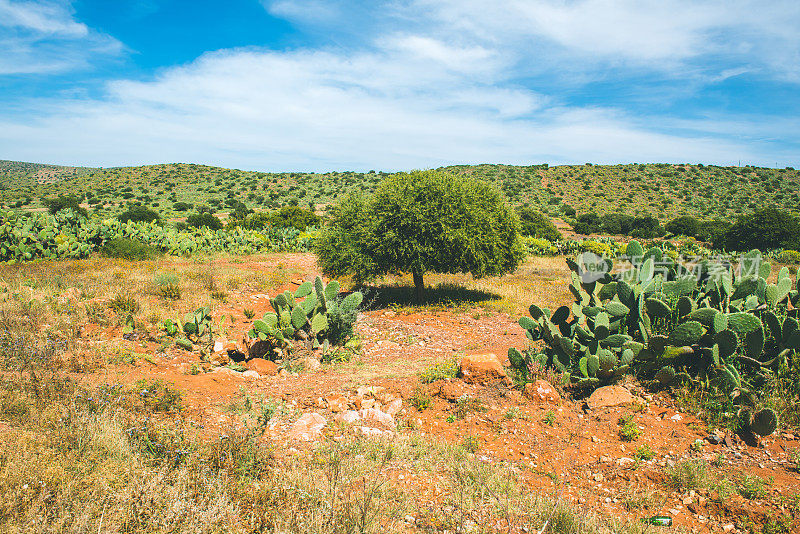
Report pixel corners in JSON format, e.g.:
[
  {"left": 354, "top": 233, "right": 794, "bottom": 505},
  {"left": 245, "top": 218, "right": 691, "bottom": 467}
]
[
  {"left": 617, "top": 457, "right": 635, "bottom": 467},
  {"left": 359, "top": 407, "right": 395, "bottom": 428},
  {"left": 334, "top": 410, "right": 361, "bottom": 424},
  {"left": 289, "top": 413, "right": 327, "bottom": 441},
  {"left": 242, "top": 370, "right": 260, "bottom": 380},
  {"left": 385, "top": 398, "right": 403, "bottom": 416}
]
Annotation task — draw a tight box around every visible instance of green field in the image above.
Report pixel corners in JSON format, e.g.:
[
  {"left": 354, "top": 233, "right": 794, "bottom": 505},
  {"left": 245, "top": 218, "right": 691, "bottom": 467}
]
[{"left": 2, "top": 160, "right": 798, "bottom": 222}]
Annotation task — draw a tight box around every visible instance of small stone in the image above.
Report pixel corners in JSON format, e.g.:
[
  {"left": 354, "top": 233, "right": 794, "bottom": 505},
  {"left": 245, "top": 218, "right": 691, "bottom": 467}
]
[
  {"left": 458, "top": 353, "right": 507, "bottom": 385},
  {"left": 242, "top": 370, "right": 260, "bottom": 380},
  {"left": 600, "top": 456, "right": 612, "bottom": 463},
  {"left": 722, "top": 524, "right": 734, "bottom": 532},
  {"left": 359, "top": 407, "right": 395, "bottom": 428},
  {"left": 523, "top": 380, "right": 560, "bottom": 403},
  {"left": 404, "top": 515, "right": 415, "bottom": 524},
  {"left": 325, "top": 394, "right": 348, "bottom": 413},
  {"left": 593, "top": 473, "right": 604, "bottom": 482},
  {"left": 247, "top": 358, "right": 278, "bottom": 376},
  {"left": 587, "top": 386, "right": 634, "bottom": 409},
  {"left": 617, "top": 457, "right": 634, "bottom": 467},
  {"left": 670, "top": 413, "right": 683, "bottom": 422}
]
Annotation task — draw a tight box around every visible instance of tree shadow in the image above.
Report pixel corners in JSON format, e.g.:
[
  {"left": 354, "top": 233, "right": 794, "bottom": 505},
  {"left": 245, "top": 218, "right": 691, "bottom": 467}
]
[{"left": 361, "top": 282, "right": 501, "bottom": 310}]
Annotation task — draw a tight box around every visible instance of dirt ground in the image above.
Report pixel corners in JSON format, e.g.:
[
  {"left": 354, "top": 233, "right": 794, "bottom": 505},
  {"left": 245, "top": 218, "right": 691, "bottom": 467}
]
[{"left": 36, "top": 253, "right": 800, "bottom": 533}]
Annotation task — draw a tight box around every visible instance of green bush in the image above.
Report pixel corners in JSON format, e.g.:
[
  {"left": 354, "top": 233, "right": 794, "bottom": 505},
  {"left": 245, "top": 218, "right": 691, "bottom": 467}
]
[
  {"left": 517, "top": 207, "right": 561, "bottom": 240},
  {"left": 118, "top": 205, "right": 161, "bottom": 224},
  {"left": 725, "top": 208, "right": 800, "bottom": 251},
  {"left": 777, "top": 250, "right": 800, "bottom": 264},
  {"left": 100, "top": 237, "right": 157, "bottom": 261},
  {"left": 268, "top": 206, "right": 320, "bottom": 230},
  {"left": 44, "top": 194, "right": 87, "bottom": 218},
  {"left": 186, "top": 212, "right": 223, "bottom": 231},
  {"left": 665, "top": 215, "right": 700, "bottom": 237},
  {"left": 573, "top": 212, "right": 601, "bottom": 234}
]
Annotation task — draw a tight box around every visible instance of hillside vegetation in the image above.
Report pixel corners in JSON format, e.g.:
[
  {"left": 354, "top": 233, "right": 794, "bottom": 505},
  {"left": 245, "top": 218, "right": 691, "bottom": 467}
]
[{"left": 2, "top": 160, "right": 798, "bottom": 222}]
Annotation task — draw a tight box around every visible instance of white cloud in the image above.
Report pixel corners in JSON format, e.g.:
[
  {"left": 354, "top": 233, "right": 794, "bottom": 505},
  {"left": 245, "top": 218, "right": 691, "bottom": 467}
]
[
  {"left": 0, "top": 0, "right": 797, "bottom": 170},
  {"left": 0, "top": 0, "right": 120, "bottom": 74},
  {"left": 2, "top": 44, "right": 788, "bottom": 171}
]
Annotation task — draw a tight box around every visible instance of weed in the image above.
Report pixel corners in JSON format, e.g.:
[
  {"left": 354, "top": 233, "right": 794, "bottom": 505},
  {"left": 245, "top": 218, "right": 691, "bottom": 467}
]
[
  {"left": 243, "top": 308, "right": 255, "bottom": 319},
  {"left": 620, "top": 484, "right": 659, "bottom": 511},
  {"left": 736, "top": 474, "right": 772, "bottom": 499},
  {"left": 790, "top": 448, "right": 800, "bottom": 472},
  {"left": 132, "top": 379, "right": 182, "bottom": 413},
  {"left": 84, "top": 301, "right": 108, "bottom": 324},
  {"left": 618, "top": 414, "right": 641, "bottom": 442},
  {"left": 667, "top": 459, "right": 710, "bottom": 491},
  {"left": 108, "top": 292, "right": 140, "bottom": 315},
  {"left": 543, "top": 409, "right": 556, "bottom": 426},
  {"left": 211, "top": 289, "right": 228, "bottom": 302},
  {"left": 504, "top": 407, "right": 520, "bottom": 420},
  {"left": 454, "top": 395, "right": 485, "bottom": 419},
  {"left": 634, "top": 444, "right": 656, "bottom": 461},
  {"left": 410, "top": 388, "right": 431, "bottom": 411},
  {"left": 419, "top": 357, "right": 459, "bottom": 383},
  {"left": 461, "top": 435, "right": 480, "bottom": 453},
  {"left": 446, "top": 415, "right": 456, "bottom": 423},
  {"left": 154, "top": 272, "right": 181, "bottom": 300}
]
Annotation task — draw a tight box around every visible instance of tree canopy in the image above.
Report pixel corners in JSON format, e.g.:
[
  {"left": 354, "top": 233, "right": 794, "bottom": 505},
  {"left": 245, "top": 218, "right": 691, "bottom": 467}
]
[{"left": 315, "top": 170, "right": 524, "bottom": 301}]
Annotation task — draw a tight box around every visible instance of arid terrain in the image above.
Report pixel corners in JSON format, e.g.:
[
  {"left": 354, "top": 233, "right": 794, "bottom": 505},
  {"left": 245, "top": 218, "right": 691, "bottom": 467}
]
[{"left": 2, "top": 252, "right": 797, "bottom": 533}]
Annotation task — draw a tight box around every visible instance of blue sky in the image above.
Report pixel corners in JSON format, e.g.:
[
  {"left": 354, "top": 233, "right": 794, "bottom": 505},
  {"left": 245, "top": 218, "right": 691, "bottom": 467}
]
[{"left": 0, "top": 0, "right": 798, "bottom": 171}]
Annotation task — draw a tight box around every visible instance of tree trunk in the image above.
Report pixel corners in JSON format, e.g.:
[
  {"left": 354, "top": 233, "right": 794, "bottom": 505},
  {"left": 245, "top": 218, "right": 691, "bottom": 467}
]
[{"left": 412, "top": 270, "right": 424, "bottom": 303}]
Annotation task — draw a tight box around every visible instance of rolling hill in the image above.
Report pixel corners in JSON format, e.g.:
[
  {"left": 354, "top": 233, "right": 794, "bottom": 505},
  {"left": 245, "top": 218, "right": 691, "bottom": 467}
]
[{"left": 1, "top": 160, "right": 797, "bottom": 222}]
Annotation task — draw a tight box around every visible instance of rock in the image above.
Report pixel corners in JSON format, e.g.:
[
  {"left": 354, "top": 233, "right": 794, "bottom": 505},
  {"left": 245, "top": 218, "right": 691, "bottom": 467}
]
[
  {"left": 213, "top": 339, "right": 224, "bottom": 353},
  {"left": 247, "top": 358, "right": 278, "bottom": 376},
  {"left": 289, "top": 413, "right": 327, "bottom": 441},
  {"left": 324, "top": 394, "right": 348, "bottom": 413},
  {"left": 358, "top": 426, "right": 391, "bottom": 438},
  {"left": 385, "top": 398, "right": 403, "bottom": 416},
  {"left": 617, "top": 457, "right": 634, "bottom": 467},
  {"left": 523, "top": 380, "right": 560, "bottom": 403},
  {"left": 458, "top": 353, "right": 506, "bottom": 384},
  {"left": 210, "top": 351, "right": 230, "bottom": 366},
  {"left": 587, "top": 385, "right": 634, "bottom": 409},
  {"left": 247, "top": 340, "right": 273, "bottom": 360},
  {"left": 334, "top": 410, "right": 361, "bottom": 424},
  {"left": 359, "top": 407, "right": 395, "bottom": 428},
  {"left": 301, "top": 356, "right": 321, "bottom": 372},
  {"left": 242, "top": 370, "right": 260, "bottom": 380}
]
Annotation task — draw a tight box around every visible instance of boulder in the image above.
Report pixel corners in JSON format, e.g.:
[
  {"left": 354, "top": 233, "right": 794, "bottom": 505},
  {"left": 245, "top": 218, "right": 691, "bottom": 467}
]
[
  {"left": 384, "top": 398, "right": 403, "bottom": 416},
  {"left": 459, "top": 353, "right": 506, "bottom": 384},
  {"left": 524, "top": 380, "right": 560, "bottom": 403},
  {"left": 359, "top": 407, "right": 395, "bottom": 428},
  {"left": 289, "top": 413, "right": 327, "bottom": 441},
  {"left": 324, "top": 394, "right": 348, "bottom": 413},
  {"left": 334, "top": 410, "right": 361, "bottom": 424},
  {"left": 587, "top": 385, "right": 634, "bottom": 409},
  {"left": 247, "top": 358, "right": 278, "bottom": 376}
]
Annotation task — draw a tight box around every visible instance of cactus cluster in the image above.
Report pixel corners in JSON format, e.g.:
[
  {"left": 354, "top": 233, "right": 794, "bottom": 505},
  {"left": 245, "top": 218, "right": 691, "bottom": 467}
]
[
  {"left": 247, "top": 276, "right": 363, "bottom": 353},
  {"left": 0, "top": 209, "right": 317, "bottom": 262},
  {"left": 512, "top": 241, "right": 799, "bottom": 435},
  {"left": 161, "top": 306, "right": 213, "bottom": 351}
]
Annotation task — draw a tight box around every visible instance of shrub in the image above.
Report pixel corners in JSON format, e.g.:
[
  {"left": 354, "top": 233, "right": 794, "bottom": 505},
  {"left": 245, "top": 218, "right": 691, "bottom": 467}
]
[
  {"left": 573, "top": 212, "right": 601, "bottom": 234},
  {"left": 628, "top": 215, "right": 663, "bottom": 238},
  {"left": 697, "top": 219, "right": 731, "bottom": 246},
  {"left": 725, "top": 208, "right": 800, "bottom": 251},
  {"left": 154, "top": 273, "right": 181, "bottom": 300},
  {"left": 419, "top": 358, "right": 459, "bottom": 383},
  {"left": 600, "top": 213, "right": 634, "bottom": 235},
  {"left": 665, "top": 215, "right": 700, "bottom": 237},
  {"left": 517, "top": 207, "right": 561, "bottom": 240},
  {"left": 118, "top": 205, "right": 161, "bottom": 224},
  {"left": 777, "top": 250, "right": 800, "bottom": 264},
  {"left": 186, "top": 212, "right": 223, "bottom": 230},
  {"left": 173, "top": 201, "right": 193, "bottom": 211},
  {"left": 100, "top": 237, "right": 157, "bottom": 260},
  {"left": 269, "top": 206, "right": 320, "bottom": 230},
  {"left": 44, "top": 194, "right": 87, "bottom": 218}
]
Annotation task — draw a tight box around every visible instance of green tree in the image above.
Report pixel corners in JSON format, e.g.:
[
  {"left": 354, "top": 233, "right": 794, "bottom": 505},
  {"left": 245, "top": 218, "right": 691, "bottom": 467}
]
[
  {"left": 315, "top": 170, "right": 524, "bottom": 302},
  {"left": 517, "top": 207, "right": 561, "bottom": 240}
]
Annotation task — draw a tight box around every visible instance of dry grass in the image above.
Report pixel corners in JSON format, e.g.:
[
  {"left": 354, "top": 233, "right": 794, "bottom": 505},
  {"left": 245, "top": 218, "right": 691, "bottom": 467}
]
[
  {"left": 0, "top": 257, "right": 648, "bottom": 533},
  {"left": 369, "top": 256, "right": 572, "bottom": 315}
]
